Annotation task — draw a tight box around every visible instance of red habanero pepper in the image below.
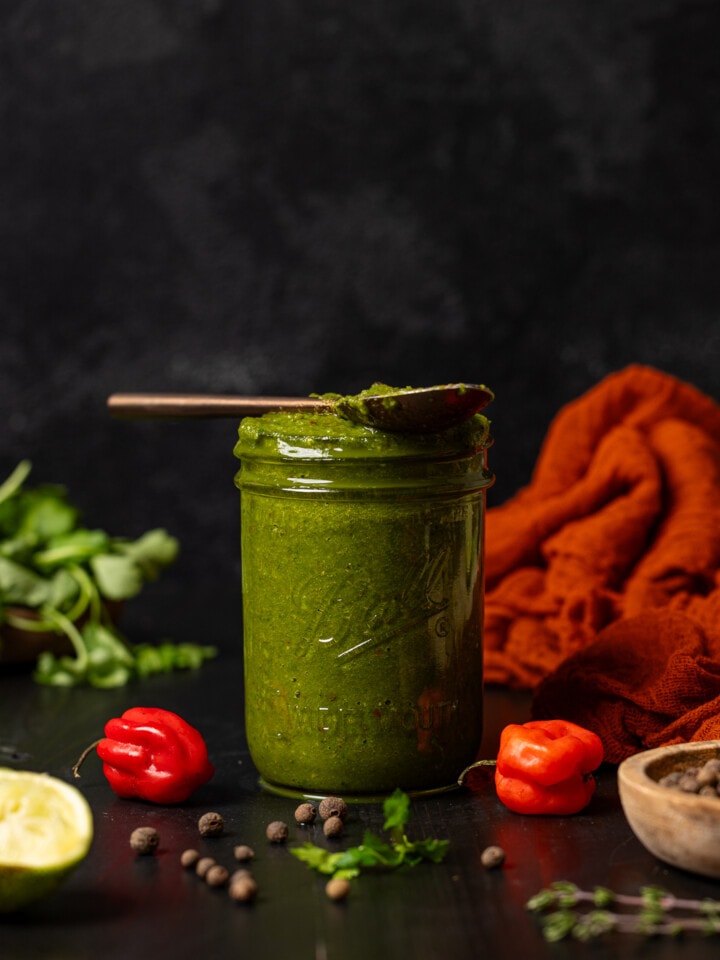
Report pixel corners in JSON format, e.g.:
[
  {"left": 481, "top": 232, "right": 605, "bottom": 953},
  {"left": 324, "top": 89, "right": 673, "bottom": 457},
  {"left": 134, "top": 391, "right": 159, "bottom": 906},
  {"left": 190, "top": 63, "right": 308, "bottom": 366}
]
[
  {"left": 495, "top": 719, "right": 604, "bottom": 816},
  {"left": 96, "top": 707, "right": 214, "bottom": 804}
]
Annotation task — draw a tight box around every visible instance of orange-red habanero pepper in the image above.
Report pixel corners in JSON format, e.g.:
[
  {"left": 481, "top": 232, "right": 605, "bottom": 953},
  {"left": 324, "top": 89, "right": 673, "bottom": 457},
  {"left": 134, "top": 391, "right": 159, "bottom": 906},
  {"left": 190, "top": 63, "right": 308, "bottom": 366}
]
[
  {"left": 96, "top": 707, "right": 214, "bottom": 804},
  {"left": 495, "top": 719, "right": 604, "bottom": 815}
]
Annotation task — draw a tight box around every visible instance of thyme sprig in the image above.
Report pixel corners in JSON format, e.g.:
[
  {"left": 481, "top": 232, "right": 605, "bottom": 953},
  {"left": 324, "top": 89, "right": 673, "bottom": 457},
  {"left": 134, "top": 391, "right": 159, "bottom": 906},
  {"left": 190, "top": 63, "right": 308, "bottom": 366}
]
[{"left": 527, "top": 881, "right": 720, "bottom": 941}]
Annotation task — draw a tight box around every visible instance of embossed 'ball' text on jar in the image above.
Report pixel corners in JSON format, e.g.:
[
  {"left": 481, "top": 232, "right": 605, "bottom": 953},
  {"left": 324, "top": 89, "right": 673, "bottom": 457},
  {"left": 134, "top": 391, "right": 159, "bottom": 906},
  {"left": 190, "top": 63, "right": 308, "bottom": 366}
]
[{"left": 233, "top": 408, "right": 494, "bottom": 800}]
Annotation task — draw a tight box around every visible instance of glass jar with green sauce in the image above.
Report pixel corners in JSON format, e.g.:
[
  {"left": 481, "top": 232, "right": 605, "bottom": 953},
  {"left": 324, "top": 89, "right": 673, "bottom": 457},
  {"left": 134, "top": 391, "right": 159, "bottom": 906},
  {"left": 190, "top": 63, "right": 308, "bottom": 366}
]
[{"left": 233, "top": 405, "right": 494, "bottom": 800}]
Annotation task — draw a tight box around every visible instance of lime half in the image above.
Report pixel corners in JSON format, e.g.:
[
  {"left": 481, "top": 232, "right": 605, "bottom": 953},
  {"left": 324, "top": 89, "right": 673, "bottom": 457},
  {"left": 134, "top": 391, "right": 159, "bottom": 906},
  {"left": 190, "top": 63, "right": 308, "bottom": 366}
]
[{"left": 0, "top": 768, "right": 93, "bottom": 912}]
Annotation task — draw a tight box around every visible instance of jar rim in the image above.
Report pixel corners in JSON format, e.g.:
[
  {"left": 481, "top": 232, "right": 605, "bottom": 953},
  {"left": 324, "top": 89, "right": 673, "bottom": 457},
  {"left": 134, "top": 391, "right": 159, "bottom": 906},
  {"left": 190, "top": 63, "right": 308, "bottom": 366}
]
[{"left": 233, "top": 410, "right": 492, "bottom": 463}]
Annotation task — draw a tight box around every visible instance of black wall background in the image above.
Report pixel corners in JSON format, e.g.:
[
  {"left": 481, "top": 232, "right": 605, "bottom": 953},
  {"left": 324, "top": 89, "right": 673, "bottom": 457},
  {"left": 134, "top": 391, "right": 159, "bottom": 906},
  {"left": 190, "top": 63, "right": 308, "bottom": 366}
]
[{"left": 2, "top": 0, "right": 719, "bottom": 633}]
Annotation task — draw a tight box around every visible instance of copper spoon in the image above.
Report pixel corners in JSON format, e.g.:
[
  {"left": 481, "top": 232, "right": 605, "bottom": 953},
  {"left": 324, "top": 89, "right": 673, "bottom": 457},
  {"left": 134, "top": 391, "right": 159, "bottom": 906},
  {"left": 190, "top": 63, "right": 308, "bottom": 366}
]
[{"left": 106, "top": 383, "right": 493, "bottom": 433}]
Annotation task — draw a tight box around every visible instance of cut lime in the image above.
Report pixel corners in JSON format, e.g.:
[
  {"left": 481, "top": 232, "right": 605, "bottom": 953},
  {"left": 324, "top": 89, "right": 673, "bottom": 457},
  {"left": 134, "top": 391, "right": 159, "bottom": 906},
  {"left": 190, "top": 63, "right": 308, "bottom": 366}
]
[{"left": 0, "top": 768, "right": 93, "bottom": 912}]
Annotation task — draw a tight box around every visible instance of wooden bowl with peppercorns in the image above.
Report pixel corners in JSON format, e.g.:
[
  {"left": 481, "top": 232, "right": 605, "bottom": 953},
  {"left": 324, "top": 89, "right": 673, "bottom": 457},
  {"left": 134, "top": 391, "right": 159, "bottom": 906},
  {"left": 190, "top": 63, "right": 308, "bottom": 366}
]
[{"left": 618, "top": 741, "right": 720, "bottom": 879}]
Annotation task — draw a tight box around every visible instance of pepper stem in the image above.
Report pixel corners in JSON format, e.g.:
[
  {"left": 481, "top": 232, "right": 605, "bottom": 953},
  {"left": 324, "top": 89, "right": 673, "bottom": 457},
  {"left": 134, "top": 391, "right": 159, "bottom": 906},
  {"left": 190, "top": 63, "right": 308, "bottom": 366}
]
[
  {"left": 457, "top": 759, "right": 497, "bottom": 787},
  {"left": 72, "top": 738, "right": 102, "bottom": 779}
]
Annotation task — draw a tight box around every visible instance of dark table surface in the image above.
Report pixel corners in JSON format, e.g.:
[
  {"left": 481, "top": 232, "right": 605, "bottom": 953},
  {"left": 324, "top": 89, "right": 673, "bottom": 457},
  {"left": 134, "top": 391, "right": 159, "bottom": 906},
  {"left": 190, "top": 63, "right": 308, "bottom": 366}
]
[{"left": 2, "top": 589, "right": 720, "bottom": 960}]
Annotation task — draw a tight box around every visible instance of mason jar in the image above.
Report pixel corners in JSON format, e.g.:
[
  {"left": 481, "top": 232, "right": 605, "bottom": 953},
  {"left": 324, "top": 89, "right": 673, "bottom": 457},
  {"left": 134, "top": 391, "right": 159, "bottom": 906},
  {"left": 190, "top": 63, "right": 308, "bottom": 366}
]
[{"left": 233, "top": 409, "right": 494, "bottom": 800}]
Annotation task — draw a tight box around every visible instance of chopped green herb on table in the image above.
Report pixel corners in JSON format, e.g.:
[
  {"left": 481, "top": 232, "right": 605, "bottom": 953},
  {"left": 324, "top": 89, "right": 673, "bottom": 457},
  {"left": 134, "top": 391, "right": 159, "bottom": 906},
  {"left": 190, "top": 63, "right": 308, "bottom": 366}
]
[
  {"left": 290, "top": 788, "right": 449, "bottom": 880},
  {"left": 0, "top": 460, "right": 216, "bottom": 687}
]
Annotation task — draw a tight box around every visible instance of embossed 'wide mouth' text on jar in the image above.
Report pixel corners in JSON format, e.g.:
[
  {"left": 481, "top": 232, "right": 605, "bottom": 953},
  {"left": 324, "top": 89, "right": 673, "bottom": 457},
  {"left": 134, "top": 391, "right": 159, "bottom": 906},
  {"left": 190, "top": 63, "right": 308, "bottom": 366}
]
[{"left": 233, "top": 408, "right": 494, "bottom": 800}]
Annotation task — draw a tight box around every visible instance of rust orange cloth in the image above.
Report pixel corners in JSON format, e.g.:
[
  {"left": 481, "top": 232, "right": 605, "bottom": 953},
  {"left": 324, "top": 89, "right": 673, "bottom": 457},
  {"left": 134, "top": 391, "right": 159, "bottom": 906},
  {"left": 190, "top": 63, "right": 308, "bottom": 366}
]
[{"left": 483, "top": 364, "right": 720, "bottom": 762}]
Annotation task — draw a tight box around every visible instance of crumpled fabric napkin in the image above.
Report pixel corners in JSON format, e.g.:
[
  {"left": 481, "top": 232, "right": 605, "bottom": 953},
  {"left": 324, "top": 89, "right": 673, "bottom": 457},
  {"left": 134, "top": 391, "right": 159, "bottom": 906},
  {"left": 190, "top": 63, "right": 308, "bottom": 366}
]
[{"left": 483, "top": 364, "right": 720, "bottom": 762}]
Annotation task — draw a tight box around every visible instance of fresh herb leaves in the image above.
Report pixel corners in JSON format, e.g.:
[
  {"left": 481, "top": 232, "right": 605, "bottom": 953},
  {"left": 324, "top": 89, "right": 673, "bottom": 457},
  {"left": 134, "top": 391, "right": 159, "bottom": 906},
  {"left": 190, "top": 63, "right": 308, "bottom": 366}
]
[
  {"left": 0, "top": 460, "right": 217, "bottom": 687},
  {"left": 527, "top": 882, "right": 720, "bottom": 940},
  {"left": 290, "top": 788, "right": 449, "bottom": 880}
]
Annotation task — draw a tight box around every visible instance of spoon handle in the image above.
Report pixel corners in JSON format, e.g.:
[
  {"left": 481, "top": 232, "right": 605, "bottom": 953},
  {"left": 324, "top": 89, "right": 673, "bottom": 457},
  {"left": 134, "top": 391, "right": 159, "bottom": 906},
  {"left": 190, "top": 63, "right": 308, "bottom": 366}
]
[{"left": 107, "top": 393, "right": 329, "bottom": 419}]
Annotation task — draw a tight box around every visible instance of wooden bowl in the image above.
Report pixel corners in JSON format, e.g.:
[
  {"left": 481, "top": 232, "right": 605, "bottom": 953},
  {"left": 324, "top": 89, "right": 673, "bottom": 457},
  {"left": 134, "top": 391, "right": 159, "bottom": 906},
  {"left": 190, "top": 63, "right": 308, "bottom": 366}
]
[
  {"left": 0, "top": 608, "right": 73, "bottom": 665},
  {"left": 618, "top": 741, "right": 720, "bottom": 878}
]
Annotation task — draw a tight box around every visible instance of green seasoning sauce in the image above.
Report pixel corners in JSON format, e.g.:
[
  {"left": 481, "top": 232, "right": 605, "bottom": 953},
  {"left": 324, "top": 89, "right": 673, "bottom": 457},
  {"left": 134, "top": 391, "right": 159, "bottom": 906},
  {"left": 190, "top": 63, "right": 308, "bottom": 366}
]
[{"left": 234, "top": 405, "right": 494, "bottom": 798}]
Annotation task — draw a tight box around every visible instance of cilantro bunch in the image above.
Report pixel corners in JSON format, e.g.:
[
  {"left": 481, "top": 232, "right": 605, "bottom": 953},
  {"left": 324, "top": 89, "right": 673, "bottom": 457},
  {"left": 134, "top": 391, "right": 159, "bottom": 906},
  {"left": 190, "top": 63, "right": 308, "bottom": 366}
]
[
  {"left": 0, "top": 460, "right": 216, "bottom": 687},
  {"left": 291, "top": 788, "right": 449, "bottom": 880}
]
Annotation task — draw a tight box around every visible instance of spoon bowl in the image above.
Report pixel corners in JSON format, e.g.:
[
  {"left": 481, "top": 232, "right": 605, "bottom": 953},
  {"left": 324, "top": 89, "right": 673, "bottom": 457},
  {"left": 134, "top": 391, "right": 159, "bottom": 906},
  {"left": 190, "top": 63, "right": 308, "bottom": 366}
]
[{"left": 336, "top": 384, "right": 493, "bottom": 433}]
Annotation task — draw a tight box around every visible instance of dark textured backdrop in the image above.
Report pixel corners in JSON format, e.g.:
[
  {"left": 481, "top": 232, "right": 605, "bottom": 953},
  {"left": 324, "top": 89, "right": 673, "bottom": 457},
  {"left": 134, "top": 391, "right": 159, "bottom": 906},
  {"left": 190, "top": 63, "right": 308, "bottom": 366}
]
[{"left": 2, "top": 1, "right": 719, "bottom": 627}]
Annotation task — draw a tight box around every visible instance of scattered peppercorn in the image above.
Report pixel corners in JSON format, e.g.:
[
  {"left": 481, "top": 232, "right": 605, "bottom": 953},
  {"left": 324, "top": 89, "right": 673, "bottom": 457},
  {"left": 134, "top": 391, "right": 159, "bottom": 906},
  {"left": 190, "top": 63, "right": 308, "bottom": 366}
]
[
  {"left": 180, "top": 848, "right": 201, "bottom": 869},
  {"left": 294, "top": 802, "right": 317, "bottom": 825},
  {"left": 266, "top": 820, "right": 289, "bottom": 843},
  {"left": 195, "top": 856, "right": 217, "bottom": 878},
  {"left": 233, "top": 844, "right": 255, "bottom": 862},
  {"left": 318, "top": 796, "right": 348, "bottom": 821},
  {"left": 229, "top": 875, "right": 258, "bottom": 903},
  {"left": 325, "top": 877, "right": 351, "bottom": 901},
  {"left": 231, "top": 868, "right": 253, "bottom": 884},
  {"left": 480, "top": 845, "right": 506, "bottom": 869},
  {"left": 205, "top": 864, "right": 230, "bottom": 888},
  {"left": 323, "top": 815, "right": 344, "bottom": 839},
  {"left": 129, "top": 826, "right": 159, "bottom": 855},
  {"left": 198, "top": 811, "right": 225, "bottom": 837}
]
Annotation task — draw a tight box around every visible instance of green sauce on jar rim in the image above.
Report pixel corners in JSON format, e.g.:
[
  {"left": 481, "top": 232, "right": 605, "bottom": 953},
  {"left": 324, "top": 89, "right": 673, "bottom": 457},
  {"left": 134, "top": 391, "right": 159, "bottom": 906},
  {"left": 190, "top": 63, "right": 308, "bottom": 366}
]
[{"left": 234, "top": 407, "right": 491, "bottom": 460}]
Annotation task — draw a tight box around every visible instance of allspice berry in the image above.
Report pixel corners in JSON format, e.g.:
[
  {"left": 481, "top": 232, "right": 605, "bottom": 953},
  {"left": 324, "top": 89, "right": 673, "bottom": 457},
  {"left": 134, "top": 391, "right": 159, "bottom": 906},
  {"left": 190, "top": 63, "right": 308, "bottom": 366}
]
[
  {"left": 205, "top": 864, "right": 230, "bottom": 888},
  {"left": 318, "top": 796, "right": 348, "bottom": 821},
  {"left": 198, "top": 811, "right": 225, "bottom": 837},
  {"left": 195, "top": 856, "right": 217, "bottom": 879},
  {"left": 229, "top": 875, "right": 258, "bottom": 903},
  {"left": 266, "top": 820, "right": 289, "bottom": 843},
  {"left": 180, "top": 848, "right": 201, "bottom": 869},
  {"left": 294, "top": 802, "right": 317, "bottom": 825},
  {"left": 129, "top": 826, "right": 159, "bottom": 855},
  {"left": 323, "top": 815, "right": 344, "bottom": 839},
  {"left": 233, "top": 844, "right": 255, "bottom": 862},
  {"left": 325, "top": 877, "right": 351, "bottom": 901},
  {"left": 480, "top": 845, "right": 506, "bottom": 869}
]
